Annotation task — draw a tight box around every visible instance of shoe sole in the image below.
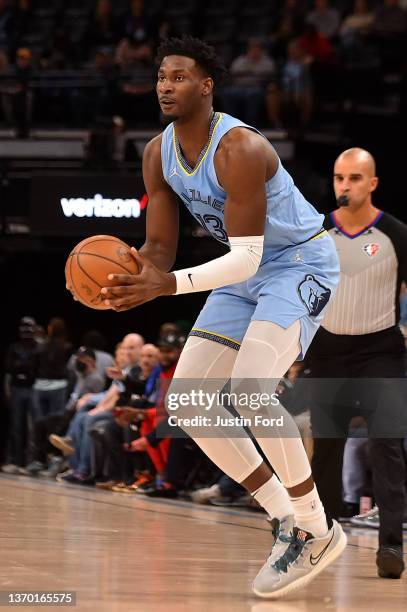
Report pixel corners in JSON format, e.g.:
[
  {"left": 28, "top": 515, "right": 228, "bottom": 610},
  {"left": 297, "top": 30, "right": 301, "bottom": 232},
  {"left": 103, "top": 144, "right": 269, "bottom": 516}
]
[
  {"left": 253, "top": 524, "right": 347, "bottom": 599},
  {"left": 49, "top": 435, "right": 74, "bottom": 456},
  {"left": 377, "top": 551, "right": 405, "bottom": 579}
]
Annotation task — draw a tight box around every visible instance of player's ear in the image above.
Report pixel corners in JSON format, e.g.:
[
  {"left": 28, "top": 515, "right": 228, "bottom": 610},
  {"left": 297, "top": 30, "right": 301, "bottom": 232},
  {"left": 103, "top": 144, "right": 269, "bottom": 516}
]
[{"left": 202, "top": 77, "right": 213, "bottom": 97}]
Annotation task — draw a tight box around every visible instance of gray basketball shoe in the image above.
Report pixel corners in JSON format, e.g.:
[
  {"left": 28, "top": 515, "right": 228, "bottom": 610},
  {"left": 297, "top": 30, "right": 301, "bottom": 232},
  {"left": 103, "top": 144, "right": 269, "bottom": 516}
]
[{"left": 253, "top": 520, "right": 347, "bottom": 599}]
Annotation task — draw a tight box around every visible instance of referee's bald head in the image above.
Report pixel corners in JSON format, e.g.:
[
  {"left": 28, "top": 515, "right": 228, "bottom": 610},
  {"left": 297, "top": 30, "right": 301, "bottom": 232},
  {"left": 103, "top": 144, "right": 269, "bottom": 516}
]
[{"left": 335, "top": 148, "right": 376, "bottom": 177}]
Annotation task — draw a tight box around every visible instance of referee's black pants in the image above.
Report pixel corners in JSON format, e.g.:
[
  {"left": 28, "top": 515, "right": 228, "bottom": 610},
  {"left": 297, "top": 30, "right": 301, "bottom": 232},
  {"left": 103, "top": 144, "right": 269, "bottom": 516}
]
[{"left": 307, "top": 326, "right": 407, "bottom": 549}]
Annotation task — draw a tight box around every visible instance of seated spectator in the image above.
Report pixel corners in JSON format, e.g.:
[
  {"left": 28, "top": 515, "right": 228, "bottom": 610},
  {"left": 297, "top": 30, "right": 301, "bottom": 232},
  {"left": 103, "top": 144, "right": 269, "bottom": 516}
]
[
  {"left": 222, "top": 38, "right": 276, "bottom": 127},
  {"left": 52, "top": 339, "right": 154, "bottom": 485},
  {"left": 10, "top": 0, "right": 33, "bottom": 54},
  {"left": 122, "top": 0, "right": 155, "bottom": 45},
  {"left": 0, "top": 0, "right": 12, "bottom": 51},
  {"left": 340, "top": 0, "right": 374, "bottom": 40},
  {"left": 115, "top": 31, "right": 152, "bottom": 71},
  {"left": 298, "top": 23, "right": 334, "bottom": 64},
  {"left": 371, "top": 0, "right": 406, "bottom": 69},
  {"left": 372, "top": 0, "right": 407, "bottom": 36},
  {"left": 271, "top": 0, "right": 305, "bottom": 58},
  {"left": 306, "top": 0, "right": 341, "bottom": 40},
  {"left": 266, "top": 38, "right": 313, "bottom": 130},
  {"left": 115, "top": 33, "right": 157, "bottom": 125},
  {"left": 72, "top": 49, "right": 119, "bottom": 127},
  {"left": 26, "top": 346, "right": 104, "bottom": 476},
  {"left": 85, "top": 0, "right": 122, "bottom": 57},
  {"left": 114, "top": 333, "right": 184, "bottom": 494},
  {"left": 0, "top": 46, "right": 33, "bottom": 138},
  {"left": 68, "top": 329, "right": 115, "bottom": 386}
]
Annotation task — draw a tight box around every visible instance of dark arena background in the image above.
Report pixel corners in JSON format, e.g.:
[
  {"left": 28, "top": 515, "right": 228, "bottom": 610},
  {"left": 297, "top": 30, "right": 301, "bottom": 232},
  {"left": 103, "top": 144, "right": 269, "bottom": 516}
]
[{"left": 0, "top": 1, "right": 406, "bottom": 610}]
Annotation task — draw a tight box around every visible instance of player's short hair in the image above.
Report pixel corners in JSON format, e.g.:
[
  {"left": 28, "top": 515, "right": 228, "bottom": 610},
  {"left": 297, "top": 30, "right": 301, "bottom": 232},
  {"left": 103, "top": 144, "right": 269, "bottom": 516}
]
[{"left": 156, "top": 35, "right": 227, "bottom": 87}]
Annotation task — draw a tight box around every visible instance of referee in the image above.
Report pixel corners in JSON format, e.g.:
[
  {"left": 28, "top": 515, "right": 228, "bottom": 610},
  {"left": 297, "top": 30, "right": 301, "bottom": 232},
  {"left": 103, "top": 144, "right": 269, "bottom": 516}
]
[{"left": 308, "top": 147, "right": 407, "bottom": 579}]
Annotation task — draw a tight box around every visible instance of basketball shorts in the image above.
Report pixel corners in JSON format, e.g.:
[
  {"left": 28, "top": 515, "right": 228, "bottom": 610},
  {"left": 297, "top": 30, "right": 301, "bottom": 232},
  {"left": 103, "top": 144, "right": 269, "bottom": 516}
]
[{"left": 190, "top": 233, "right": 340, "bottom": 359}]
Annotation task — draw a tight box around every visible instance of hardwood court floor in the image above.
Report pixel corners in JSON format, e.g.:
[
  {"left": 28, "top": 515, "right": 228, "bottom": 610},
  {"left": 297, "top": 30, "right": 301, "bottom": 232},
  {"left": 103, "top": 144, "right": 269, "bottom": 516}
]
[{"left": 0, "top": 475, "right": 406, "bottom": 612}]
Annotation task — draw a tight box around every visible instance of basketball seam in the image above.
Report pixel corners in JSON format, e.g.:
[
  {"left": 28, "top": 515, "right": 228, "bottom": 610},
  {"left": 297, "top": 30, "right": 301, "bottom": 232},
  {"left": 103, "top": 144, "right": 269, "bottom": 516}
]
[
  {"left": 77, "top": 252, "right": 136, "bottom": 275},
  {"left": 76, "top": 258, "right": 103, "bottom": 289}
]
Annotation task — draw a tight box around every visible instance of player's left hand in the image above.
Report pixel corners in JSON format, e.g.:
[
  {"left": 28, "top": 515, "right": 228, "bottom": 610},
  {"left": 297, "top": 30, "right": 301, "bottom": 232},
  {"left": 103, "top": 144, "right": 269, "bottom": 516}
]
[{"left": 101, "top": 248, "right": 176, "bottom": 311}]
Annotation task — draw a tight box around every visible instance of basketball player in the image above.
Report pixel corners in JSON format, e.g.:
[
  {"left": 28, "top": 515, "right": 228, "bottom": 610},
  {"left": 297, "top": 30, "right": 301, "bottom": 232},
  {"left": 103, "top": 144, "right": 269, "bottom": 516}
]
[
  {"left": 99, "top": 37, "right": 347, "bottom": 598},
  {"left": 307, "top": 147, "right": 407, "bottom": 579}
]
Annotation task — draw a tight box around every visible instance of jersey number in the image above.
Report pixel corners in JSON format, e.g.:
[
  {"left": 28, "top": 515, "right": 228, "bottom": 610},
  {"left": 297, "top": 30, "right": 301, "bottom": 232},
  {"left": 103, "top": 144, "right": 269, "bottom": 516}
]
[{"left": 195, "top": 213, "right": 228, "bottom": 243}]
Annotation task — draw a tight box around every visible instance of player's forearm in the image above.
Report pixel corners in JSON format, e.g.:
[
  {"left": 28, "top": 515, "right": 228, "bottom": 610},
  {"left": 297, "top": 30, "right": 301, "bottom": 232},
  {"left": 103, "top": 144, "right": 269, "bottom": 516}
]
[
  {"left": 139, "top": 242, "right": 176, "bottom": 272},
  {"left": 174, "top": 236, "right": 264, "bottom": 294}
]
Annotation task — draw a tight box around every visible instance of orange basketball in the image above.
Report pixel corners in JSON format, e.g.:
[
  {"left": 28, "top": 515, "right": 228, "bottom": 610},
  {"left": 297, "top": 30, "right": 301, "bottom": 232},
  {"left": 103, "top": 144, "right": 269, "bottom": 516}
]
[{"left": 65, "top": 235, "right": 139, "bottom": 310}]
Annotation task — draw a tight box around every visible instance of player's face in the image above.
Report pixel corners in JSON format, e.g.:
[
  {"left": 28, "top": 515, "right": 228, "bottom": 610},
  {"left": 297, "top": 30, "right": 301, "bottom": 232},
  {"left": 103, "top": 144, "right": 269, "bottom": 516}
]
[
  {"left": 333, "top": 156, "right": 378, "bottom": 209},
  {"left": 157, "top": 55, "right": 213, "bottom": 120}
]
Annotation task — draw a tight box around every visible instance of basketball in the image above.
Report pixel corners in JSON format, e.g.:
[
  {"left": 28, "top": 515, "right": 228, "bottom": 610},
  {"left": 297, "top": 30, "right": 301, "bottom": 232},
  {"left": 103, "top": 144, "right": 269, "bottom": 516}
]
[{"left": 65, "top": 235, "right": 139, "bottom": 310}]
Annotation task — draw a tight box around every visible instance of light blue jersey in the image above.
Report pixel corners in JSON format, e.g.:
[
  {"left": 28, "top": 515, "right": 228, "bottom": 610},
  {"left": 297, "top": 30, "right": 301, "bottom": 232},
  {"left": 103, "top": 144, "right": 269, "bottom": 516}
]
[
  {"left": 160, "top": 112, "right": 340, "bottom": 358},
  {"left": 161, "top": 112, "right": 324, "bottom": 259}
]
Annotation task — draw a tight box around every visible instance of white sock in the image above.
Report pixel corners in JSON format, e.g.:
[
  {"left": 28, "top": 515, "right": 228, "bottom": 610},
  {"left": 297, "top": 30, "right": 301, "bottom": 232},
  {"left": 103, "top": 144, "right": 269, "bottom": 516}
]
[
  {"left": 253, "top": 474, "right": 293, "bottom": 520},
  {"left": 290, "top": 486, "right": 329, "bottom": 538}
]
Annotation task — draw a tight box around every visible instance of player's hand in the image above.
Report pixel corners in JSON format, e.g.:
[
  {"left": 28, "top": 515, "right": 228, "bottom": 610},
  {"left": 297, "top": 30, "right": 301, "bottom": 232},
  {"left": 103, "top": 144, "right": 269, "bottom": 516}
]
[{"left": 101, "top": 248, "right": 176, "bottom": 311}]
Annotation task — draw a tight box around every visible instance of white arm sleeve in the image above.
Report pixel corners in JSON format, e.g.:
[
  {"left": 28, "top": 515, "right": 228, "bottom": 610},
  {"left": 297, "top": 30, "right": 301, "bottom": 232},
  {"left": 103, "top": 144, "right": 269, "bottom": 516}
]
[{"left": 173, "top": 235, "right": 264, "bottom": 295}]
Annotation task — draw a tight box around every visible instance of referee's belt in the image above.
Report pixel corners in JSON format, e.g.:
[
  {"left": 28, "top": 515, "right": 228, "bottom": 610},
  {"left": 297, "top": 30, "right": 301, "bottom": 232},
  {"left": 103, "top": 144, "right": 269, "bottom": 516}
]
[{"left": 297, "top": 227, "right": 328, "bottom": 246}]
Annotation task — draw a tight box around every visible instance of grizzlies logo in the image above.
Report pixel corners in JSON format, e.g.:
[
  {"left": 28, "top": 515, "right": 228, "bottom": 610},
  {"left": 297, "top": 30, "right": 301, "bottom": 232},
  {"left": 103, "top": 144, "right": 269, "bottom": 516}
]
[{"left": 298, "top": 274, "right": 331, "bottom": 317}]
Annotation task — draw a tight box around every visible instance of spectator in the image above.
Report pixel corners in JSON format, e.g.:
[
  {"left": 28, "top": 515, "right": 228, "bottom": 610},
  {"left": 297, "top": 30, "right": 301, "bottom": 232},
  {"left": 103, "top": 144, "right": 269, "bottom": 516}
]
[
  {"left": 2, "top": 316, "right": 39, "bottom": 474},
  {"left": 72, "top": 48, "right": 119, "bottom": 127},
  {"left": 299, "top": 23, "right": 334, "bottom": 64},
  {"left": 85, "top": 0, "right": 121, "bottom": 57},
  {"left": 90, "top": 343, "right": 160, "bottom": 487},
  {"left": 0, "top": 0, "right": 12, "bottom": 51},
  {"left": 31, "top": 318, "right": 72, "bottom": 423},
  {"left": 371, "top": 0, "right": 406, "bottom": 69},
  {"left": 267, "top": 38, "right": 313, "bottom": 130},
  {"left": 122, "top": 0, "right": 155, "bottom": 44},
  {"left": 222, "top": 38, "right": 276, "bottom": 127},
  {"left": 11, "top": 0, "right": 33, "bottom": 53},
  {"left": 68, "top": 329, "right": 115, "bottom": 385},
  {"left": 121, "top": 333, "right": 184, "bottom": 496},
  {"left": 372, "top": 0, "right": 407, "bottom": 35},
  {"left": 115, "top": 31, "right": 152, "bottom": 71},
  {"left": 51, "top": 337, "right": 149, "bottom": 485},
  {"left": 271, "top": 0, "right": 305, "bottom": 58},
  {"left": 340, "top": 0, "right": 374, "bottom": 39},
  {"left": 26, "top": 346, "right": 104, "bottom": 476},
  {"left": 306, "top": 0, "right": 341, "bottom": 39},
  {"left": 0, "top": 46, "right": 33, "bottom": 138}
]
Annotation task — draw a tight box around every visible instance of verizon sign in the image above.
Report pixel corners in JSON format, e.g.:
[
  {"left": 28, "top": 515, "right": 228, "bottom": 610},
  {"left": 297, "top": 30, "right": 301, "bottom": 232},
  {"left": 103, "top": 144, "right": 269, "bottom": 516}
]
[
  {"left": 60, "top": 194, "right": 141, "bottom": 218},
  {"left": 30, "top": 175, "right": 147, "bottom": 236}
]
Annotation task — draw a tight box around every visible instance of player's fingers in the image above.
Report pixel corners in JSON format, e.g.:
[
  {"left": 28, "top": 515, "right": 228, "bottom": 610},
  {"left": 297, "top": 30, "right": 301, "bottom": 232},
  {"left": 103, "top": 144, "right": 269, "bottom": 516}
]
[
  {"left": 106, "top": 273, "right": 137, "bottom": 284},
  {"left": 101, "top": 285, "right": 136, "bottom": 297}
]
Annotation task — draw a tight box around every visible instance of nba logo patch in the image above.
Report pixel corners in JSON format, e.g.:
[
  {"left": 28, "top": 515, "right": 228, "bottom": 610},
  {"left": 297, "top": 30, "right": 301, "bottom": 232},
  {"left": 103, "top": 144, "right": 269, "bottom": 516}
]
[{"left": 363, "top": 243, "right": 380, "bottom": 257}]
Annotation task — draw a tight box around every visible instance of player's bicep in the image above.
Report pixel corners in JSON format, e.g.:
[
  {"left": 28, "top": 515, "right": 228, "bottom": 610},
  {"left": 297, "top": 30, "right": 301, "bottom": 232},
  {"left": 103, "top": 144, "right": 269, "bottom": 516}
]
[{"left": 219, "top": 143, "right": 267, "bottom": 237}]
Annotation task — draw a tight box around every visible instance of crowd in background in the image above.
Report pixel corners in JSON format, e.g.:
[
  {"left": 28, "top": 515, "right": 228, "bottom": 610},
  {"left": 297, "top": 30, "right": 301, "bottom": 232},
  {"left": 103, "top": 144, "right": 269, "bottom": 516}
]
[
  {"left": 2, "top": 311, "right": 407, "bottom": 525},
  {"left": 0, "top": 0, "right": 405, "bottom": 135}
]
